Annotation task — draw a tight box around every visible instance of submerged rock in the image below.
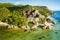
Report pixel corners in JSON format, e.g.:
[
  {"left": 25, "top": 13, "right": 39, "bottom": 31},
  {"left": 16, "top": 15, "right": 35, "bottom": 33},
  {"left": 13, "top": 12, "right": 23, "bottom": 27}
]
[{"left": 55, "top": 32, "right": 58, "bottom": 34}]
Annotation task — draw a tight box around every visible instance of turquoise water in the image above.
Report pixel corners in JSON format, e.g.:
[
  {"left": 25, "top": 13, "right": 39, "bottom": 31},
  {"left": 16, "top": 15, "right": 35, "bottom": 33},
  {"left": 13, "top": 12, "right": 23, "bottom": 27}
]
[
  {"left": 51, "top": 11, "right": 60, "bottom": 40},
  {"left": 52, "top": 11, "right": 60, "bottom": 30}
]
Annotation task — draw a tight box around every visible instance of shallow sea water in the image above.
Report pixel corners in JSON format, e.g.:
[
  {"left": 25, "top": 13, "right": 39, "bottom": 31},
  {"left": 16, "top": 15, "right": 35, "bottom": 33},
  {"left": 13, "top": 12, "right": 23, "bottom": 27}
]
[{"left": 51, "top": 11, "right": 60, "bottom": 40}]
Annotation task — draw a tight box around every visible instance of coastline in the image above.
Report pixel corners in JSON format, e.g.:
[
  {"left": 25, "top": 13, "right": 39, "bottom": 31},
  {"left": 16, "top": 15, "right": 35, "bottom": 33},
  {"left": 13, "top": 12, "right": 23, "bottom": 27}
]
[
  {"left": 43, "top": 16, "right": 56, "bottom": 30},
  {"left": 47, "top": 16, "right": 57, "bottom": 24}
]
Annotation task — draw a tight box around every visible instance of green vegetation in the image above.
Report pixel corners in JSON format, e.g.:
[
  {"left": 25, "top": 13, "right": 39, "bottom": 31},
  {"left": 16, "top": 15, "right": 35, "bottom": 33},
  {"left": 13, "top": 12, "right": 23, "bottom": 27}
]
[
  {"left": 0, "top": 3, "right": 14, "bottom": 7},
  {"left": 32, "top": 6, "right": 53, "bottom": 17},
  {"left": 0, "top": 3, "right": 54, "bottom": 40},
  {"left": 0, "top": 3, "right": 53, "bottom": 27}
]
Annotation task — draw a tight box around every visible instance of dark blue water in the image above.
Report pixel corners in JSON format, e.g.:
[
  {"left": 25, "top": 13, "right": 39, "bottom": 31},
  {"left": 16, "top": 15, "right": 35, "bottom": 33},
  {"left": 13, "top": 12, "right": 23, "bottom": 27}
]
[
  {"left": 51, "top": 11, "right": 60, "bottom": 30},
  {"left": 52, "top": 11, "right": 60, "bottom": 22}
]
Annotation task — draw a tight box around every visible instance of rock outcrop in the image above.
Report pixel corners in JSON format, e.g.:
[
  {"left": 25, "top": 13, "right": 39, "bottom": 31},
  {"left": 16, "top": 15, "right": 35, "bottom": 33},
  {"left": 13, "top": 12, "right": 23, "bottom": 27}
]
[
  {"left": 0, "top": 8, "right": 55, "bottom": 30},
  {"left": 22, "top": 8, "right": 55, "bottom": 29},
  {"left": 23, "top": 8, "right": 45, "bottom": 29}
]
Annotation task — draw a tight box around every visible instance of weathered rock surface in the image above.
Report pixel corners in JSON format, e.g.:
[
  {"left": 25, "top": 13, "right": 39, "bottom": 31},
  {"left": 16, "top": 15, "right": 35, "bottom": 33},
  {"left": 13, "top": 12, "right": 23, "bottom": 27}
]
[
  {"left": 0, "top": 8, "right": 55, "bottom": 30},
  {"left": 23, "top": 8, "right": 55, "bottom": 29}
]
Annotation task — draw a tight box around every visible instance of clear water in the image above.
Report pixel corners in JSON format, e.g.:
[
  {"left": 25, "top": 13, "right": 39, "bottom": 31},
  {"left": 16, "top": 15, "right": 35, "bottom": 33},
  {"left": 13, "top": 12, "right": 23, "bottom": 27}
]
[
  {"left": 52, "top": 11, "right": 60, "bottom": 30},
  {"left": 51, "top": 11, "right": 60, "bottom": 40}
]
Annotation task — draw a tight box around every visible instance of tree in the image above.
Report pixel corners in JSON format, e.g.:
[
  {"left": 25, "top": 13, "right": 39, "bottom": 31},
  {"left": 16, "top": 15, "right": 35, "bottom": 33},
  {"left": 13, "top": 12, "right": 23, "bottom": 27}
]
[{"left": 0, "top": 7, "right": 11, "bottom": 21}]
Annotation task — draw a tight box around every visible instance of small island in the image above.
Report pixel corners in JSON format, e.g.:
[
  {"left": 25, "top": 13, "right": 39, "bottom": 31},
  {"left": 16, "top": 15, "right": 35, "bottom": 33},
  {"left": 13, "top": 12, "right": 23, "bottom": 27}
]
[
  {"left": 0, "top": 3, "right": 55, "bottom": 30},
  {"left": 0, "top": 3, "right": 56, "bottom": 40}
]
